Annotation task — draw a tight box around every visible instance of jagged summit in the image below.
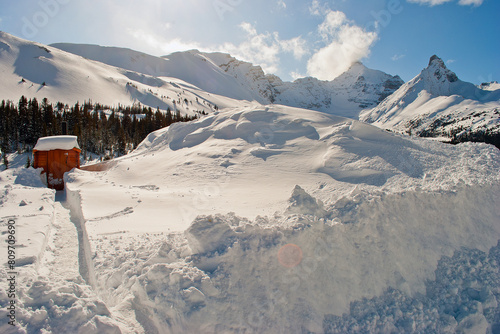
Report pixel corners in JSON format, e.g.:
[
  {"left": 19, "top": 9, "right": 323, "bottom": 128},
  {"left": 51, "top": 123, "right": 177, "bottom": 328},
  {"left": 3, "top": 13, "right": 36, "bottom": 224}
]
[
  {"left": 428, "top": 54, "right": 444, "bottom": 66},
  {"left": 425, "top": 54, "right": 459, "bottom": 84}
]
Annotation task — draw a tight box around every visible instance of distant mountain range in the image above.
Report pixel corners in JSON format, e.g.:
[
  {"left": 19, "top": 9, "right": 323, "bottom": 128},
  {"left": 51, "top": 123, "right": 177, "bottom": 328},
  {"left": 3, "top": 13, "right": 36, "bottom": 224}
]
[
  {"left": 1, "top": 31, "right": 498, "bottom": 147},
  {"left": 50, "top": 42, "right": 405, "bottom": 119}
]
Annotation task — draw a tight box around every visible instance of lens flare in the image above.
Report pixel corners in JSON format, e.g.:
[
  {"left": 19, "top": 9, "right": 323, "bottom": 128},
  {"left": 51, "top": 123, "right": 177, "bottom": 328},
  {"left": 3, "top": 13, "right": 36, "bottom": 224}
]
[{"left": 278, "top": 244, "right": 303, "bottom": 268}]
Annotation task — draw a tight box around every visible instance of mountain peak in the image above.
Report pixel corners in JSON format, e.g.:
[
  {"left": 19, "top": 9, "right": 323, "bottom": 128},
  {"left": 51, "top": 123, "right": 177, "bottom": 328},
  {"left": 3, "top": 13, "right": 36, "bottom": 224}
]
[
  {"left": 428, "top": 55, "right": 445, "bottom": 67},
  {"left": 425, "top": 55, "right": 458, "bottom": 83}
]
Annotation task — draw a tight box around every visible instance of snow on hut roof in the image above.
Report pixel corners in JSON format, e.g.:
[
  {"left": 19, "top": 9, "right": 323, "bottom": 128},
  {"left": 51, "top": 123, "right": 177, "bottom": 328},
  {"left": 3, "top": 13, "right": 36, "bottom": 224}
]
[{"left": 34, "top": 136, "right": 81, "bottom": 151}]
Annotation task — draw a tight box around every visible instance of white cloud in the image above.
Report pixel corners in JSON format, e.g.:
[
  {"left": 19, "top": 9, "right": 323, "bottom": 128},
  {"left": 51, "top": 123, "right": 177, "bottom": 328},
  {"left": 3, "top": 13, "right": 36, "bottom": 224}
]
[
  {"left": 446, "top": 59, "right": 456, "bottom": 64},
  {"left": 278, "top": 0, "right": 287, "bottom": 9},
  {"left": 127, "top": 29, "right": 204, "bottom": 55},
  {"left": 319, "top": 11, "right": 348, "bottom": 40},
  {"left": 239, "top": 22, "right": 257, "bottom": 36},
  {"left": 221, "top": 23, "right": 281, "bottom": 73},
  {"left": 306, "top": 10, "right": 378, "bottom": 80},
  {"left": 290, "top": 71, "right": 307, "bottom": 81},
  {"left": 407, "top": 0, "right": 483, "bottom": 6},
  {"left": 309, "top": 0, "right": 326, "bottom": 16},
  {"left": 280, "top": 36, "right": 308, "bottom": 60},
  {"left": 220, "top": 23, "right": 308, "bottom": 74},
  {"left": 407, "top": 0, "right": 452, "bottom": 5},
  {"left": 127, "top": 22, "right": 307, "bottom": 75},
  {"left": 457, "top": 0, "right": 483, "bottom": 6},
  {"left": 392, "top": 54, "right": 405, "bottom": 61}
]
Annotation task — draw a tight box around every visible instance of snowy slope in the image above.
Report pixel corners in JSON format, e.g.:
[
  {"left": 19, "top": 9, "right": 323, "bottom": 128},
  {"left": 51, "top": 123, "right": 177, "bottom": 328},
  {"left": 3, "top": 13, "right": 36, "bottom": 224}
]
[
  {"left": 0, "top": 32, "right": 235, "bottom": 115},
  {"left": 51, "top": 43, "right": 403, "bottom": 119},
  {"left": 57, "top": 104, "right": 500, "bottom": 333},
  {"left": 360, "top": 55, "right": 500, "bottom": 141}
]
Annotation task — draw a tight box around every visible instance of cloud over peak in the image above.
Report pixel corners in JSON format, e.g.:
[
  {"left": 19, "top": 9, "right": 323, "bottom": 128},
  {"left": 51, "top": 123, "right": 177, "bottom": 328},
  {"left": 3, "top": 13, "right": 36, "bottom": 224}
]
[{"left": 307, "top": 10, "right": 378, "bottom": 80}]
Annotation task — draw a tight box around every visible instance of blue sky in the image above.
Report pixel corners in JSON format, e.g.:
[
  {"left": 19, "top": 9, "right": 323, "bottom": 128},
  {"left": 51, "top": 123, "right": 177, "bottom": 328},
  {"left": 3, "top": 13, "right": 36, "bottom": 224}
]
[{"left": 0, "top": 0, "right": 498, "bottom": 83}]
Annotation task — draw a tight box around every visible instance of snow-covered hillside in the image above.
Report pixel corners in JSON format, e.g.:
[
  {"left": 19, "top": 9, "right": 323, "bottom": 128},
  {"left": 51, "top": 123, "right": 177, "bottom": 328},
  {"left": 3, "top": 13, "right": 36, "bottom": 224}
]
[
  {"left": 2, "top": 104, "right": 499, "bottom": 333},
  {"left": 0, "top": 32, "right": 233, "bottom": 115},
  {"left": 52, "top": 43, "right": 403, "bottom": 119},
  {"left": 360, "top": 55, "right": 500, "bottom": 144},
  {"left": 50, "top": 43, "right": 264, "bottom": 103}
]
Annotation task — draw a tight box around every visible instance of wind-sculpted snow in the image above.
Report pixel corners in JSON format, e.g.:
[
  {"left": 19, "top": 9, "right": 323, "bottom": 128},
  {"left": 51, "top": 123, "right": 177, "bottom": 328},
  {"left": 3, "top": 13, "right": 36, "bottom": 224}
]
[{"left": 139, "top": 108, "right": 320, "bottom": 152}]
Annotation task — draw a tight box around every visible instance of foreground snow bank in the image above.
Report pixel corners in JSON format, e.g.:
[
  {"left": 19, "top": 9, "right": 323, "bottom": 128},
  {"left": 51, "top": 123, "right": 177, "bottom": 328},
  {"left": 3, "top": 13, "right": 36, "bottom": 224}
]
[{"left": 91, "top": 183, "right": 500, "bottom": 333}]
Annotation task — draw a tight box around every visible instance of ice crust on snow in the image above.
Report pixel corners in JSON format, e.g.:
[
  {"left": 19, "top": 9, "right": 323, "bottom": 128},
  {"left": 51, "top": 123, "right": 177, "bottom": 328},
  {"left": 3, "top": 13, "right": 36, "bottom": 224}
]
[{"left": 33, "top": 135, "right": 80, "bottom": 151}]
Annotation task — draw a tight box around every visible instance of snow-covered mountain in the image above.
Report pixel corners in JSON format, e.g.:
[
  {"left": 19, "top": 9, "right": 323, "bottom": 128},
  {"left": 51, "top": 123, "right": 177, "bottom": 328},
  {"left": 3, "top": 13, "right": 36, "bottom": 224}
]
[
  {"left": 52, "top": 43, "right": 404, "bottom": 118},
  {"left": 360, "top": 55, "right": 500, "bottom": 144},
  {"left": 0, "top": 32, "right": 234, "bottom": 115}
]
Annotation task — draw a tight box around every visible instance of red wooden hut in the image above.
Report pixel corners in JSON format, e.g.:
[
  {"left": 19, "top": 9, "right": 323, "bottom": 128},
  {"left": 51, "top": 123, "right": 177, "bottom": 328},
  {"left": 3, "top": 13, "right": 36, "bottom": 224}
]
[{"left": 33, "top": 136, "right": 81, "bottom": 190}]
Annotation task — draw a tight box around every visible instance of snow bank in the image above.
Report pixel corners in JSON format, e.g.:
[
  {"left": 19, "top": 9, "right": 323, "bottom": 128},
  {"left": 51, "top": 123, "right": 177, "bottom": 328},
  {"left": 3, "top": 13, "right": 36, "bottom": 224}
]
[
  {"left": 0, "top": 168, "right": 54, "bottom": 268},
  {"left": 90, "top": 183, "right": 500, "bottom": 333}
]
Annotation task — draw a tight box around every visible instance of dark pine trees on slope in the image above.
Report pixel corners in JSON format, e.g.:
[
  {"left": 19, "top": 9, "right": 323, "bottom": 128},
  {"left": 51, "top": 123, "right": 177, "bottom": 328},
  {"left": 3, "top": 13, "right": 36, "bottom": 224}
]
[{"left": 0, "top": 96, "right": 197, "bottom": 158}]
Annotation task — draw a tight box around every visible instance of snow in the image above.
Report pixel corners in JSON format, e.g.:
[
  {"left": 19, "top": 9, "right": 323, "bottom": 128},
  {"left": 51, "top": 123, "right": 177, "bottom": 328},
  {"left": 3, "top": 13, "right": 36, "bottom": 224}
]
[
  {"left": 33, "top": 135, "right": 80, "bottom": 151},
  {"left": 1, "top": 103, "right": 500, "bottom": 333},
  {"left": 50, "top": 42, "right": 403, "bottom": 119}
]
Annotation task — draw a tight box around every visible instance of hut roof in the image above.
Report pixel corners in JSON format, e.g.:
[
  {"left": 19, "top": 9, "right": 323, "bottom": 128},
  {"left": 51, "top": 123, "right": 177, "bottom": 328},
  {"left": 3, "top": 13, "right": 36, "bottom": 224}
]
[{"left": 34, "top": 136, "right": 81, "bottom": 151}]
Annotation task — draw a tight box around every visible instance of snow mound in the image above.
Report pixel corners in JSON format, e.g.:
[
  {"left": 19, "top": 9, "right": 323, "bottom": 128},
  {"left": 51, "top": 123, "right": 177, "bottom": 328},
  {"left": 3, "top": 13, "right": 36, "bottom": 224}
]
[{"left": 67, "top": 104, "right": 500, "bottom": 235}]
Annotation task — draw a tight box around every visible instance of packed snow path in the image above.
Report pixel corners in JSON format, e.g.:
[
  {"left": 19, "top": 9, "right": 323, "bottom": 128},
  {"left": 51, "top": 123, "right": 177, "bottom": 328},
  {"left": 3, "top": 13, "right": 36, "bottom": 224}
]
[{"left": 39, "top": 198, "right": 80, "bottom": 281}]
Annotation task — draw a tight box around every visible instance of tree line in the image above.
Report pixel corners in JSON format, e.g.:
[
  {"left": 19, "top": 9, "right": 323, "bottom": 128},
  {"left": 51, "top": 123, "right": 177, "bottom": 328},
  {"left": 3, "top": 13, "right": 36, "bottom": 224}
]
[{"left": 0, "top": 96, "right": 198, "bottom": 162}]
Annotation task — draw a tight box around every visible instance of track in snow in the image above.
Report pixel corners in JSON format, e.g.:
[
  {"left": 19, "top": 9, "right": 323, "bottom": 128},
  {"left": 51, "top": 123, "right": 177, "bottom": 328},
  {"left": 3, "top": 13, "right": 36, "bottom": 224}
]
[{"left": 38, "top": 199, "right": 80, "bottom": 281}]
